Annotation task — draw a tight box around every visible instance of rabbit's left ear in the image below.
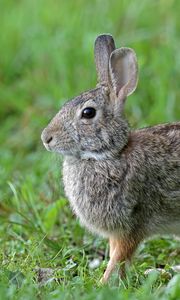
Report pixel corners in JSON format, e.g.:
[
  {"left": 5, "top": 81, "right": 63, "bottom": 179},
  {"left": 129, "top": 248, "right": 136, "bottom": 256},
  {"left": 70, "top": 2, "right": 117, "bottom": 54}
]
[
  {"left": 94, "top": 34, "right": 115, "bottom": 85},
  {"left": 109, "top": 48, "right": 138, "bottom": 101}
]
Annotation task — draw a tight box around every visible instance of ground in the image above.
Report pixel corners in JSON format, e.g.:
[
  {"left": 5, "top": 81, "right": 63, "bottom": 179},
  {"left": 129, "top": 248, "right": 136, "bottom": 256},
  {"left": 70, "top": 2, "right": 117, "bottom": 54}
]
[{"left": 0, "top": 0, "right": 180, "bottom": 299}]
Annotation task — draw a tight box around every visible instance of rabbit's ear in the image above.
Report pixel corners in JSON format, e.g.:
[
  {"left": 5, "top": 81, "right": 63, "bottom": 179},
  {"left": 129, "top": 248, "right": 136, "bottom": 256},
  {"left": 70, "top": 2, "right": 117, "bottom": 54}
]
[
  {"left": 109, "top": 48, "right": 138, "bottom": 101},
  {"left": 94, "top": 34, "right": 115, "bottom": 84}
]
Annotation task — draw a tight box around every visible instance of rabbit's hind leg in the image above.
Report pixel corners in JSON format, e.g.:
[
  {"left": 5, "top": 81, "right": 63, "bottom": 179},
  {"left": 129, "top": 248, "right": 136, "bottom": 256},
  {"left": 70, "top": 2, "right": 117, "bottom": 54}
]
[
  {"left": 109, "top": 237, "right": 117, "bottom": 258},
  {"left": 100, "top": 237, "right": 138, "bottom": 284}
]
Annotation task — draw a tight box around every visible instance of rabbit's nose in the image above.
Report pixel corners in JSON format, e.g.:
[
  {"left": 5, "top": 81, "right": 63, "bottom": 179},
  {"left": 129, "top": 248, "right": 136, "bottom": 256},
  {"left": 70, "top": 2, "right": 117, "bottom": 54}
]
[
  {"left": 45, "top": 136, "right": 53, "bottom": 144},
  {"left": 41, "top": 130, "right": 53, "bottom": 145}
]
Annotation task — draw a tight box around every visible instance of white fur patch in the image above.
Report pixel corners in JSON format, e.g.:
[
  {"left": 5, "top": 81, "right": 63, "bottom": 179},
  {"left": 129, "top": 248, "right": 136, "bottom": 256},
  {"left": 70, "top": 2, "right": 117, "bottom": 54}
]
[{"left": 80, "top": 151, "right": 109, "bottom": 160}]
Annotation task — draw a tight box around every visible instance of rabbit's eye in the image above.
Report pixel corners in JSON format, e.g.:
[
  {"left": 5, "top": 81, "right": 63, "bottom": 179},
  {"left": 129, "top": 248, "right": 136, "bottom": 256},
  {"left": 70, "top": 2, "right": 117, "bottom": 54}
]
[{"left": 81, "top": 107, "right": 96, "bottom": 119}]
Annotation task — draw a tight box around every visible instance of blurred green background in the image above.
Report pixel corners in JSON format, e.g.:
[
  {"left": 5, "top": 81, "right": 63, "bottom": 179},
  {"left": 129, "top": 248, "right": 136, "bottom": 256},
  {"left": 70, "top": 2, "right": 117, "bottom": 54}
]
[{"left": 0, "top": 0, "right": 180, "bottom": 299}]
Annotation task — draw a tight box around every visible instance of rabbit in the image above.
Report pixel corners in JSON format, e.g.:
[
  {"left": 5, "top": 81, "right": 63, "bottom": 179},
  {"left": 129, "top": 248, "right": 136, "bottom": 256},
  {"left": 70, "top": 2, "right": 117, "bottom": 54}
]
[{"left": 41, "top": 34, "right": 180, "bottom": 284}]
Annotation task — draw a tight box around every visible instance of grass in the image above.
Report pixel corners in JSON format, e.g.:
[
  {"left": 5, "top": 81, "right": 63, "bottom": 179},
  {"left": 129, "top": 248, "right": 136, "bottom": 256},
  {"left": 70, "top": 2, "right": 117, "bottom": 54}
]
[{"left": 0, "top": 0, "right": 180, "bottom": 299}]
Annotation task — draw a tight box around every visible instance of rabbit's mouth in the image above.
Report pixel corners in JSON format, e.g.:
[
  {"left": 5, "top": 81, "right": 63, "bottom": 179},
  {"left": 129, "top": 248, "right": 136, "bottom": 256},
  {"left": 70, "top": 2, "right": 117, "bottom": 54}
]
[
  {"left": 41, "top": 135, "right": 57, "bottom": 153},
  {"left": 41, "top": 127, "right": 78, "bottom": 156},
  {"left": 42, "top": 141, "right": 52, "bottom": 152},
  {"left": 42, "top": 139, "right": 79, "bottom": 157}
]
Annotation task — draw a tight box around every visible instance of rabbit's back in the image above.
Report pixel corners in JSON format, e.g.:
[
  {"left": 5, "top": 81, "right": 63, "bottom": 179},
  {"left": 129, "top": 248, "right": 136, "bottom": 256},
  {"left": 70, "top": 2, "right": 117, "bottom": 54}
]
[{"left": 137, "top": 122, "right": 180, "bottom": 142}]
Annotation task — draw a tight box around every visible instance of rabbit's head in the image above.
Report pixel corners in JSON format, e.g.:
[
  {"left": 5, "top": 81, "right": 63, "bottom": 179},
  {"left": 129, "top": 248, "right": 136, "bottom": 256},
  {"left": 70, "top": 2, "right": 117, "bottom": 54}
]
[{"left": 41, "top": 34, "right": 138, "bottom": 159}]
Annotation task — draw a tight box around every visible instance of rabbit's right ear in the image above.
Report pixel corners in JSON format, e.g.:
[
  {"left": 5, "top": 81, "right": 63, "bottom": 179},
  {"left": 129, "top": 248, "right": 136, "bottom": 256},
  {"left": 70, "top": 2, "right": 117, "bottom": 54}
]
[
  {"left": 109, "top": 48, "right": 138, "bottom": 103},
  {"left": 94, "top": 34, "right": 115, "bottom": 84}
]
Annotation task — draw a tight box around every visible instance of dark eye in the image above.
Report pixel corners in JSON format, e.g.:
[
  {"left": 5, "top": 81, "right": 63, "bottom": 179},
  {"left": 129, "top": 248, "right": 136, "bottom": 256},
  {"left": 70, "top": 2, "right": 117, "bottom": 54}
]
[{"left": 81, "top": 107, "right": 96, "bottom": 119}]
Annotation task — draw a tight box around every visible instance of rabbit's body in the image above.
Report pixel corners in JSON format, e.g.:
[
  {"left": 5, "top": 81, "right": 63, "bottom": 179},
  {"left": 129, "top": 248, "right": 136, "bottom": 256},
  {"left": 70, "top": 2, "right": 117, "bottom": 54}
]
[
  {"left": 63, "top": 122, "right": 180, "bottom": 239},
  {"left": 41, "top": 34, "right": 180, "bottom": 283}
]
